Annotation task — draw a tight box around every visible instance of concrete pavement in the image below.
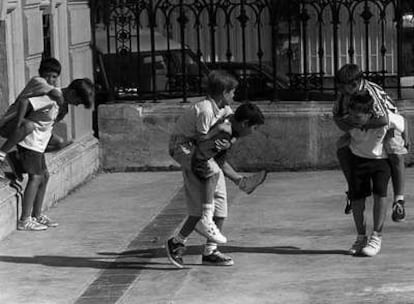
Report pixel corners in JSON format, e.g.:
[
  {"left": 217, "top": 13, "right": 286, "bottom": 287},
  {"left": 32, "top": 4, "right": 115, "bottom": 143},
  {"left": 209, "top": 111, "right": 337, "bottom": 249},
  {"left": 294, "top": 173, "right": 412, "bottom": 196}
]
[{"left": 1, "top": 169, "right": 414, "bottom": 304}]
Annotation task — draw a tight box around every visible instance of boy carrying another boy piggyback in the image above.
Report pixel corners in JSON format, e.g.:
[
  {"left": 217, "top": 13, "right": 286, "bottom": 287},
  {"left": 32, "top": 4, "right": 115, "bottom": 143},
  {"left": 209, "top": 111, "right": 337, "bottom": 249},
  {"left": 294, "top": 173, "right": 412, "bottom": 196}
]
[
  {"left": 346, "top": 91, "right": 405, "bottom": 257},
  {"left": 166, "top": 70, "right": 267, "bottom": 268},
  {"left": 0, "top": 57, "right": 64, "bottom": 180}
]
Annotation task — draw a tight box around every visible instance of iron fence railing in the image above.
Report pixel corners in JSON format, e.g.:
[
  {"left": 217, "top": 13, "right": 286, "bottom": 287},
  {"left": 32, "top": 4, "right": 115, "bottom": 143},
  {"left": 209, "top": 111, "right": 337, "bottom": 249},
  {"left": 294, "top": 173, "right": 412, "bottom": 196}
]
[{"left": 90, "top": 0, "right": 414, "bottom": 103}]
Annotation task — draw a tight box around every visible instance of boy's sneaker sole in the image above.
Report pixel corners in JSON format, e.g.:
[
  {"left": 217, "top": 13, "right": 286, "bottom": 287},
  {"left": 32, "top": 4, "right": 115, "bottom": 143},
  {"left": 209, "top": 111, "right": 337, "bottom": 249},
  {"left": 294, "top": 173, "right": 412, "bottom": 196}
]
[
  {"left": 202, "top": 250, "right": 234, "bottom": 266},
  {"left": 392, "top": 200, "right": 406, "bottom": 222},
  {"left": 165, "top": 238, "right": 185, "bottom": 269}
]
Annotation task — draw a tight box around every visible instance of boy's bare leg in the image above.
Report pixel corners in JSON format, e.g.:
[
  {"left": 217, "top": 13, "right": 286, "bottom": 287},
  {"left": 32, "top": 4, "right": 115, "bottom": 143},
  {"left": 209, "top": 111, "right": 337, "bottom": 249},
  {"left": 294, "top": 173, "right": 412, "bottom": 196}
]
[
  {"left": 201, "top": 173, "right": 219, "bottom": 220},
  {"left": 337, "top": 146, "right": 353, "bottom": 214},
  {"left": 20, "top": 174, "right": 43, "bottom": 220},
  {"left": 372, "top": 194, "right": 389, "bottom": 234},
  {"left": 31, "top": 171, "right": 49, "bottom": 219},
  {"left": 0, "top": 120, "right": 34, "bottom": 154},
  {"left": 351, "top": 198, "right": 366, "bottom": 235},
  {"left": 388, "top": 154, "right": 406, "bottom": 222},
  {"left": 388, "top": 154, "right": 405, "bottom": 199}
]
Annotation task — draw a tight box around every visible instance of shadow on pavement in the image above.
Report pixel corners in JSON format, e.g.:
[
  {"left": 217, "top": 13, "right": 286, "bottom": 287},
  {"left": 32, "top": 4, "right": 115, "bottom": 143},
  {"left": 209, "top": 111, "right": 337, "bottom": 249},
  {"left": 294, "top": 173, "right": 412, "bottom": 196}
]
[
  {"left": 0, "top": 255, "right": 174, "bottom": 270},
  {"left": 99, "top": 244, "right": 350, "bottom": 258}
]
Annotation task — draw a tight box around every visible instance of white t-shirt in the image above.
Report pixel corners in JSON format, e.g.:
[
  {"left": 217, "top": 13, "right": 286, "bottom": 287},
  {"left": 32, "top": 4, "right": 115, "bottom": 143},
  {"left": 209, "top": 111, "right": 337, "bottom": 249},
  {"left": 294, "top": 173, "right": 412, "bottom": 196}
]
[
  {"left": 172, "top": 98, "right": 233, "bottom": 139},
  {"left": 349, "top": 112, "right": 405, "bottom": 159},
  {"left": 18, "top": 95, "right": 59, "bottom": 153}
]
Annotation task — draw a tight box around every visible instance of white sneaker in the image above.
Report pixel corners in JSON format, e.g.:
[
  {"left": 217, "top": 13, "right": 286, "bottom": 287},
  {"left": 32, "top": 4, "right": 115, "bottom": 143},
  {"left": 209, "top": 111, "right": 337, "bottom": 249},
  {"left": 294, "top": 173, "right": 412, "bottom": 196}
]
[
  {"left": 195, "top": 217, "right": 227, "bottom": 243},
  {"left": 361, "top": 234, "right": 382, "bottom": 257},
  {"left": 17, "top": 217, "right": 48, "bottom": 231},
  {"left": 349, "top": 235, "right": 367, "bottom": 255}
]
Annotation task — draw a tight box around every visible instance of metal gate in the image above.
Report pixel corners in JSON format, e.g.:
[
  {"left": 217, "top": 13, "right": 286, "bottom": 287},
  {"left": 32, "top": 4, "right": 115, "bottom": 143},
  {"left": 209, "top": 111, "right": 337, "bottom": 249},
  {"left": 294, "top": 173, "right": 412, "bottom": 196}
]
[{"left": 90, "top": 0, "right": 414, "bottom": 102}]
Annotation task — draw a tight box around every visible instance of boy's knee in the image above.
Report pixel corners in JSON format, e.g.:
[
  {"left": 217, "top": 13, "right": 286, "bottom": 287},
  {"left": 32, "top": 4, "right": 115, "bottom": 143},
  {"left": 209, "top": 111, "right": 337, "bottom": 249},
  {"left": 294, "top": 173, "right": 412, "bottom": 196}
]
[
  {"left": 43, "top": 171, "right": 50, "bottom": 181},
  {"left": 388, "top": 154, "right": 404, "bottom": 165}
]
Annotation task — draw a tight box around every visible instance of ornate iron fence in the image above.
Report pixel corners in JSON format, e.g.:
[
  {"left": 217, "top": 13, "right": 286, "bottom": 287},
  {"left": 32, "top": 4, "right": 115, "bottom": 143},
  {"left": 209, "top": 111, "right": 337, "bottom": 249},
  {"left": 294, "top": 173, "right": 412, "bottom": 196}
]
[{"left": 90, "top": 0, "right": 414, "bottom": 102}]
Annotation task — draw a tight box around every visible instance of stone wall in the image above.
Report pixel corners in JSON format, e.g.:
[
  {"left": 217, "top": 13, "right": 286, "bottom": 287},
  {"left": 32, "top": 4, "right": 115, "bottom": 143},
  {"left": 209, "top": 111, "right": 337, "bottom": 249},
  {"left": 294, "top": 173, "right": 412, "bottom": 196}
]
[{"left": 98, "top": 100, "right": 414, "bottom": 172}]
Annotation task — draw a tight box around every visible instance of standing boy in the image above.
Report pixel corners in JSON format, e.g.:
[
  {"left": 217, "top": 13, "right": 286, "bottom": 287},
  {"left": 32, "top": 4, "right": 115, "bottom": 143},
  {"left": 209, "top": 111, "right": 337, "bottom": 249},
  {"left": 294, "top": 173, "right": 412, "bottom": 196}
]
[
  {"left": 16, "top": 78, "right": 94, "bottom": 231},
  {"left": 333, "top": 64, "right": 408, "bottom": 222},
  {"left": 346, "top": 92, "right": 405, "bottom": 256}
]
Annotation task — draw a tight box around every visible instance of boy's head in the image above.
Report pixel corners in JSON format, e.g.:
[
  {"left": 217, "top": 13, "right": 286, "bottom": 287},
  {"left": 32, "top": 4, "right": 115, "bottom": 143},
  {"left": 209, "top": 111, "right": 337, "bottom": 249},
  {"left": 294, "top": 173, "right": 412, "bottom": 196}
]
[
  {"left": 207, "top": 70, "right": 238, "bottom": 107},
  {"left": 39, "top": 57, "right": 62, "bottom": 86},
  {"left": 336, "top": 64, "right": 363, "bottom": 96},
  {"left": 348, "top": 90, "right": 373, "bottom": 125},
  {"left": 64, "top": 78, "right": 94, "bottom": 109},
  {"left": 232, "top": 102, "right": 265, "bottom": 138}
]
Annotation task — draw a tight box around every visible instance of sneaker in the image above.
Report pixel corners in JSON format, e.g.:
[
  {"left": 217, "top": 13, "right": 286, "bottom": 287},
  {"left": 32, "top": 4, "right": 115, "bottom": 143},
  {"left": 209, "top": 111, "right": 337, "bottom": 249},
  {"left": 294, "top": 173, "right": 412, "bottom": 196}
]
[
  {"left": 165, "top": 238, "right": 186, "bottom": 268},
  {"left": 344, "top": 191, "right": 352, "bottom": 215},
  {"left": 17, "top": 217, "right": 48, "bottom": 231},
  {"left": 6, "top": 151, "right": 23, "bottom": 182},
  {"left": 202, "top": 250, "right": 234, "bottom": 266},
  {"left": 361, "top": 234, "right": 382, "bottom": 257},
  {"left": 392, "top": 200, "right": 406, "bottom": 222},
  {"left": 348, "top": 235, "right": 367, "bottom": 255},
  {"left": 195, "top": 217, "right": 227, "bottom": 244},
  {"left": 34, "top": 214, "right": 59, "bottom": 227},
  {"left": 238, "top": 170, "right": 267, "bottom": 194}
]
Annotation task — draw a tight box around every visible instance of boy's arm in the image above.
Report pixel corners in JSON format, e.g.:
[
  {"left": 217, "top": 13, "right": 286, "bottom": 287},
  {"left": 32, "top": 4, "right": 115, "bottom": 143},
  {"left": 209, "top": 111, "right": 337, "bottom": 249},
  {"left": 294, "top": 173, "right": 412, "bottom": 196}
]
[
  {"left": 221, "top": 161, "right": 244, "bottom": 185},
  {"left": 47, "top": 89, "right": 64, "bottom": 107},
  {"left": 15, "top": 98, "right": 31, "bottom": 127},
  {"left": 363, "top": 115, "right": 388, "bottom": 129}
]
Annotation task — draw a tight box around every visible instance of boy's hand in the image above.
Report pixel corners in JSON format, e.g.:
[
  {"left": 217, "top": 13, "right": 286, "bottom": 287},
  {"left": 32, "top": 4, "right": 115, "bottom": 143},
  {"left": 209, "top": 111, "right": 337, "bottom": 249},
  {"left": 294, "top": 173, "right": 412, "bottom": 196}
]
[
  {"left": 215, "top": 138, "right": 231, "bottom": 151},
  {"left": 48, "top": 89, "right": 64, "bottom": 106}
]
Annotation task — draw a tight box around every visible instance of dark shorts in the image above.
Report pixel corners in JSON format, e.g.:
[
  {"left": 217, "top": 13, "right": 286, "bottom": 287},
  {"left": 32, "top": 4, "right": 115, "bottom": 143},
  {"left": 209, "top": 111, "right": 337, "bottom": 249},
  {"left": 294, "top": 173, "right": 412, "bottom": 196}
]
[
  {"left": 349, "top": 153, "right": 391, "bottom": 200},
  {"left": 17, "top": 145, "right": 48, "bottom": 175}
]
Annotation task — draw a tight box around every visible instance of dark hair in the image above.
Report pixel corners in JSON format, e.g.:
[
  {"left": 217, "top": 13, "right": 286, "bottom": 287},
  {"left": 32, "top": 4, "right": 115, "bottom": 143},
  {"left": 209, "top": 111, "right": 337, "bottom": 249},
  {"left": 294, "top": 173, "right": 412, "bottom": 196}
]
[
  {"left": 349, "top": 91, "right": 373, "bottom": 113},
  {"left": 68, "top": 78, "right": 94, "bottom": 109},
  {"left": 336, "top": 64, "right": 363, "bottom": 84},
  {"left": 234, "top": 103, "right": 265, "bottom": 126},
  {"left": 38, "top": 57, "right": 62, "bottom": 76},
  {"left": 207, "top": 70, "right": 238, "bottom": 97}
]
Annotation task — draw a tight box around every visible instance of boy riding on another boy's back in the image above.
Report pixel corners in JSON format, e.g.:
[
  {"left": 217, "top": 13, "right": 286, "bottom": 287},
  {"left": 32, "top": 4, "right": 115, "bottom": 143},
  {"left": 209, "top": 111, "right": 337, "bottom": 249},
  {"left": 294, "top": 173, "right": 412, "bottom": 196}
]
[{"left": 0, "top": 57, "right": 64, "bottom": 179}]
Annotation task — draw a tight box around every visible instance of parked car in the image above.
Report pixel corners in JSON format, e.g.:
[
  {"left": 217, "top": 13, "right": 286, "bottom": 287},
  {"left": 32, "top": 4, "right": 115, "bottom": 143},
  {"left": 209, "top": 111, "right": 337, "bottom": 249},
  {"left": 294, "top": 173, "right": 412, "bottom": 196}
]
[
  {"left": 94, "top": 26, "right": 209, "bottom": 101},
  {"left": 205, "top": 62, "right": 290, "bottom": 101}
]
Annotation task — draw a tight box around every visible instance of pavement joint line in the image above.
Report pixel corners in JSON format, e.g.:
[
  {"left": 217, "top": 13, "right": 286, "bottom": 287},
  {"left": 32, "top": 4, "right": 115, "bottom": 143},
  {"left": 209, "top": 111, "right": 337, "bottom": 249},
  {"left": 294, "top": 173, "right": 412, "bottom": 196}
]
[{"left": 74, "top": 187, "right": 187, "bottom": 304}]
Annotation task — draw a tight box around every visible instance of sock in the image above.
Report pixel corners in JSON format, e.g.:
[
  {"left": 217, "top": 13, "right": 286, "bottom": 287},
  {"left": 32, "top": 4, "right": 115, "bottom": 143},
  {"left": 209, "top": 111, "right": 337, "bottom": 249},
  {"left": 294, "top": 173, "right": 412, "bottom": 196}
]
[
  {"left": 372, "top": 231, "right": 382, "bottom": 237},
  {"left": 173, "top": 233, "right": 187, "bottom": 244},
  {"left": 0, "top": 151, "right": 6, "bottom": 162},
  {"left": 201, "top": 204, "right": 214, "bottom": 221},
  {"left": 203, "top": 242, "right": 217, "bottom": 256},
  {"left": 394, "top": 195, "right": 404, "bottom": 202}
]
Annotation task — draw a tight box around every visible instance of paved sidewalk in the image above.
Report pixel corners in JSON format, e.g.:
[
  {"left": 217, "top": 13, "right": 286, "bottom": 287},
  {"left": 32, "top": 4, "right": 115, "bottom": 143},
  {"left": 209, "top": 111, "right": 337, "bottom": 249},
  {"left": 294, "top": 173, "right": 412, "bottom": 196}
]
[{"left": 1, "top": 169, "right": 414, "bottom": 304}]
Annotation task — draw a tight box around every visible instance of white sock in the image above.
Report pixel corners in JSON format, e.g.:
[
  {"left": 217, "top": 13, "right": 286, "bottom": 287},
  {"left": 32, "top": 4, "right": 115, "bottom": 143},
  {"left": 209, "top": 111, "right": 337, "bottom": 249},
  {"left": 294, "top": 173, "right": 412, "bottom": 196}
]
[
  {"left": 0, "top": 151, "right": 6, "bottom": 162},
  {"left": 173, "top": 233, "right": 187, "bottom": 244},
  {"left": 203, "top": 242, "right": 217, "bottom": 256},
  {"left": 201, "top": 204, "right": 214, "bottom": 221}
]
